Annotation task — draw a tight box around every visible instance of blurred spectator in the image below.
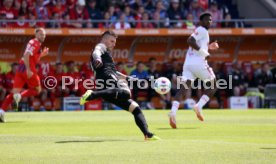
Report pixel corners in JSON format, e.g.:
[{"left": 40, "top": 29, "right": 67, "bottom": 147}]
[
  {"left": 49, "top": 0, "right": 66, "bottom": 19},
  {"left": 3, "top": 63, "right": 18, "bottom": 94},
  {"left": 230, "top": 61, "right": 246, "bottom": 96},
  {"left": 207, "top": 1, "right": 222, "bottom": 28},
  {"left": 210, "top": 62, "right": 224, "bottom": 108},
  {"left": 66, "top": 61, "right": 82, "bottom": 95},
  {"left": 86, "top": 0, "right": 102, "bottom": 27},
  {"left": 163, "top": 59, "right": 181, "bottom": 97},
  {"left": 134, "top": 5, "right": 144, "bottom": 24},
  {"left": 47, "top": 12, "right": 62, "bottom": 28},
  {"left": 131, "top": 61, "right": 149, "bottom": 79},
  {"left": 68, "top": 1, "right": 89, "bottom": 28},
  {"left": 0, "top": 72, "right": 6, "bottom": 105},
  {"left": 182, "top": 13, "right": 195, "bottom": 29},
  {"left": 123, "top": 5, "right": 135, "bottom": 27},
  {"left": 147, "top": 58, "right": 160, "bottom": 108},
  {"left": 153, "top": 0, "right": 169, "bottom": 10},
  {"left": 144, "top": 0, "right": 155, "bottom": 13},
  {"left": 114, "top": 13, "right": 131, "bottom": 29},
  {"left": 61, "top": 13, "right": 74, "bottom": 27},
  {"left": 18, "top": 0, "right": 28, "bottom": 16},
  {"left": 154, "top": 0, "right": 167, "bottom": 20},
  {"left": 107, "top": 5, "right": 118, "bottom": 24},
  {"left": 0, "top": 0, "right": 19, "bottom": 27},
  {"left": 167, "top": 0, "right": 186, "bottom": 28},
  {"left": 130, "top": 61, "right": 149, "bottom": 108},
  {"left": 28, "top": 12, "right": 38, "bottom": 28},
  {"left": 35, "top": 0, "right": 51, "bottom": 27},
  {"left": 271, "top": 65, "right": 276, "bottom": 83},
  {"left": 188, "top": 0, "right": 203, "bottom": 24},
  {"left": 147, "top": 57, "right": 160, "bottom": 79},
  {"left": 50, "top": 62, "right": 69, "bottom": 97},
  {"left": 117, "top": 62, "right": 127, "bottom": 75},
  {"left": 136, "top": 12, "right": 154, "bottom": 28},
  {"left": 98, "top": 11, "right": 112, "bottom": 28},
  {"left": 152, "top": 11, "right": 169, "bottom": 28},
  {"left": 12, "top": 13, "right": 29, "bottom": 27},
  {"left": 254, "top": 63, "right": 273, "bottom": 92},
  {"left": 221, "top": 13, "right": 235, "bottom": 28},
  {"left": 129, "top": 0, "right": 143, "bottom": 12}
]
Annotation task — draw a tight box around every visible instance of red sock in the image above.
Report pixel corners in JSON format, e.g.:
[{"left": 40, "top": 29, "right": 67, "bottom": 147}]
[
  {"left": 21, "top": 89, "right": 39, "bottom": 97},
  {"left": 1, "top": 93, "right": 14, "bottom": 111}
]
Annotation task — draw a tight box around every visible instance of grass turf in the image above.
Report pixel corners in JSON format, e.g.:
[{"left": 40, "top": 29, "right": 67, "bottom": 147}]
[{"left": 1, "top": 110, "right": 276, "bottom": 164}]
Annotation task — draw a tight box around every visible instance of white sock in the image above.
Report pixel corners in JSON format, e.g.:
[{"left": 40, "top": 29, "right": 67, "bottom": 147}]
[
  {"left": 171, "top": 101, "right": 180, "bottom": 115},
  {"left": 197, "top": 95, "right": 210, "bottom": 109}
]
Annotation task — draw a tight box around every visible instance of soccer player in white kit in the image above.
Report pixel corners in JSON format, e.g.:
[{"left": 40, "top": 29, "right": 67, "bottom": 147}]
[{"left": 168, "top": 12, "right": 219, "bottom": 128}]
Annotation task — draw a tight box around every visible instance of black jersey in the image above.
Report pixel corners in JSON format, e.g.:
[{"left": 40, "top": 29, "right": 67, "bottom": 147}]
[{"left": 90, "top": 48, "right": 117, "bottom": 80}]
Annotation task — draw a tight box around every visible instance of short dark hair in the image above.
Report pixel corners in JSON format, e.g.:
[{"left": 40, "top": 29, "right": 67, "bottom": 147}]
[
  {"left": 101, "top": 30, "right": 117, "bottom": 39},
  {"left": 199, "top": 12, "right": 211, "bottom": 21},
  {"left": 35, "top": 27, "right": 45, "bottom": 34}
]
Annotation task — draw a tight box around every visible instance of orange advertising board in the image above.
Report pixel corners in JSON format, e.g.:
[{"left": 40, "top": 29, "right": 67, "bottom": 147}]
[
  {"left": 209, "top": 36, "right": 237, "bottom": 62},
  {"left": 0, "top": 36, "right": 30, "bottom": 62},
  {"left": 133, "top": 37, "right": 168, "bottom": 62},
  {"left": 167, "top": 37, "right": 187, "bottom": 63},
  {"left": 60, "top": 36, "right": 98, "bottom": 62},
  {"left": 42, "top": 36, "right": 61, "bottom": 62},
  {"left": 237, "top": 37, "right": 272, "bottom": 61},
  {"left": 0, "top": 28, "right": 275, "bottom": 63}
]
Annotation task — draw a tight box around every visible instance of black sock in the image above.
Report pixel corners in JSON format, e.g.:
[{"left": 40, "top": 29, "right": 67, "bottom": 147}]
[
  {"left": 132, "top": 107, "right": 153, "bottom": 137},
  {"left": 86, "top": 89, "right": 130, "bottom": 101}
]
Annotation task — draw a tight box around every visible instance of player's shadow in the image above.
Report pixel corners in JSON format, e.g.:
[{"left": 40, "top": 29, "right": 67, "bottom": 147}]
[
  {"left": 157, "top": 127, "right": 199, "bottom": 130},
  {"left": 56, "top": 139, "right": 132, "bottom": 143},
  {"left": 260, "top": 148, "right": 276, "bottom": 150}
]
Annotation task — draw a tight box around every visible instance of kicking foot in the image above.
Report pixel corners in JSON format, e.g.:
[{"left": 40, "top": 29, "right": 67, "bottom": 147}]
[
  {"left": 13, "top": 93, "right": 21, "bottom": 109},
  {"left": 0, "top": 109, "right": 5, "bottom": 123},
  {"left": 168, "top": 112, "right": 177, "bottom": 129},
  {"left": 80, "top": 90, "right": 93, "bottom": 105},
  {"left": 193, "top": 105, "right": 204, "bottom": 121},
  {"left": 145, "top": 134, "right": 161, "bottom": 141}
]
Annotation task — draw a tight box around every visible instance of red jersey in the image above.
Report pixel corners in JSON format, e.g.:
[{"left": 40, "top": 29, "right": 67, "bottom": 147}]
[
  {"left": 3, "top": 71, "right": 15, "bottom": 90},
  {"left": 19, "top": 38, "right": 42, "bottom": 73}
]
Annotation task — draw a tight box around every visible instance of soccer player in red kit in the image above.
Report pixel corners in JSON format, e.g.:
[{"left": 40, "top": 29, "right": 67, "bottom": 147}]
[{"left": 0, "top": 28, "right": 49, "bottom": 122}]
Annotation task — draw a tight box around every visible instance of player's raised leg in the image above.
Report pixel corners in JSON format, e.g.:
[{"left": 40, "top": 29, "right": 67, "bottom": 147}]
[
  {"left": 169, "top": 77, "right": 192, "bottom": 128},
  {"left": 0, "top": 88, "right": 22, "bottom": 123}
]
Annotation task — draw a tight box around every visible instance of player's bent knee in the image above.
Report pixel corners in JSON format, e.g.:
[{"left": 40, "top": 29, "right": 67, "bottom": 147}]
[
  {"left": 128, "top": 100, "right": 139, "bottom": 113},
  {"left": 118, "top": 89, "right": 131, "bottom": 100}
]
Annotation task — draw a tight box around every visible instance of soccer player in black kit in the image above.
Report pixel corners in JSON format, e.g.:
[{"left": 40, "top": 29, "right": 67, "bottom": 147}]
[{"left": 80, "top": 30, "right": 160, "bottom": 141}]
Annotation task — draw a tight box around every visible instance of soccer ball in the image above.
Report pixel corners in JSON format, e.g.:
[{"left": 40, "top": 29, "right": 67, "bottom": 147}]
[{"left": 154, "top": 77, "right": 171, "bottom": 95}]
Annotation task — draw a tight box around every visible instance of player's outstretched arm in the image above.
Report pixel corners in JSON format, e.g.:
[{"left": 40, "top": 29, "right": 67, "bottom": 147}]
[
  {"left": 92, "top": 43, "right": 106, "bottom": 68},
  {"left": 40, "top": 47, "right": 49, "bottom": 58},
  {"left": 208, "top": 40, "right": 219, "bottom": 50}
]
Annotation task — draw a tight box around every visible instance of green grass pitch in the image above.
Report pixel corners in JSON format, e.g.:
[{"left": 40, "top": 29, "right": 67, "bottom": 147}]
[{"left": 1, "top": 110, "right": 276, "bottom": 164}]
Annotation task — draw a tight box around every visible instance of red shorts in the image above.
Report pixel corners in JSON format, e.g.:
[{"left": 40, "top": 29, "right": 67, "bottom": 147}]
[{"left": 13, "top": 72, "right": 40, "bottom": 89}]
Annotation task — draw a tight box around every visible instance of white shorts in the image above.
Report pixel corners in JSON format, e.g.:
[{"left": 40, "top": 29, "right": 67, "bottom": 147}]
[{"left": 182, "top": 63, "right": 216, "bottom": 82}]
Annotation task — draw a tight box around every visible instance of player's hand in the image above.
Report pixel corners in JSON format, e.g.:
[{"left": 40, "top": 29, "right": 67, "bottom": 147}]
[
  {"left": 27, "top": 70, "right": 33, "bottom": 79},
  {"left": 93, "top": 59, "right": 103, "bottom": 68},
  {"left": 209, "top": 41, "right": 219, "bottom": 50},
  {"left": 198, "top": 48, "right": 210, "bottom": 58},
  {"left": 41, "top": 47, "right": 49, "bottom": 57}
]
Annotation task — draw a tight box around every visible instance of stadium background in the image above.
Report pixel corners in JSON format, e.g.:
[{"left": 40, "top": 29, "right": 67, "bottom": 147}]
[{"left": 0, "top": 0, "right": 275, "bottom": 111}]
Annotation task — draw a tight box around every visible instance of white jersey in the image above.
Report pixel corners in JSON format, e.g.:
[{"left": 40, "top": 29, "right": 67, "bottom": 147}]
[
  {"left": 182, "top": 26, "right": 215, "bottom": 81},
  {"left": 184, "top": 26, "right": 209, "bottom": 65}
]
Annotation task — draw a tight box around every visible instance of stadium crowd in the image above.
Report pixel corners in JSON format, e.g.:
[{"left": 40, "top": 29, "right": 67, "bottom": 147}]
[
  {"left": 0, "top": 60, "right": 275, "bottom": 110},
  {"left": 0, "top": 0, "right": 245, "bottom": 29}
]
